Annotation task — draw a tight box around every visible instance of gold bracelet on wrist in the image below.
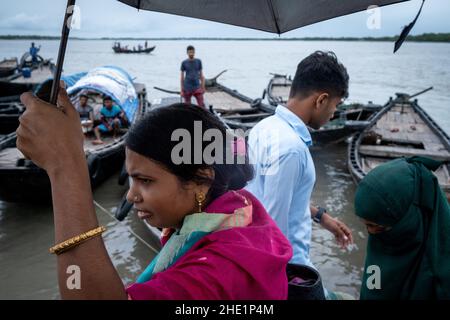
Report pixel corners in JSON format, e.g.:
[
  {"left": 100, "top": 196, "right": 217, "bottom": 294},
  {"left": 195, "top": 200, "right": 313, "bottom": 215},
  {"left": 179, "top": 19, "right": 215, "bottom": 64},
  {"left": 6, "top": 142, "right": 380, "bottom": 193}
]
[{"left": 49, "top": 226, "right": 106, "bottom": 255}]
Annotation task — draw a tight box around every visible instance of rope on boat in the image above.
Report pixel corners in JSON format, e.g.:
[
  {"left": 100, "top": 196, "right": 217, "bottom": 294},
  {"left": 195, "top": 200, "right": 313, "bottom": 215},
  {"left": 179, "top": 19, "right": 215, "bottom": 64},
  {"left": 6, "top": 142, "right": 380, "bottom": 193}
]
[{"left": 93, "top": 200, "right": 160, "bottom": 254}]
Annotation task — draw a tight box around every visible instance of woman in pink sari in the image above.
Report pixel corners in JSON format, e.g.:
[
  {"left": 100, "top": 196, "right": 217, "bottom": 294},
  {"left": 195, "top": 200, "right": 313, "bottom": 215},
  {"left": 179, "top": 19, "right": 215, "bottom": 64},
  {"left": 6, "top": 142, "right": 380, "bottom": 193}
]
[{"left": 16, "top": 85, "right": 292, "bottom": 300}]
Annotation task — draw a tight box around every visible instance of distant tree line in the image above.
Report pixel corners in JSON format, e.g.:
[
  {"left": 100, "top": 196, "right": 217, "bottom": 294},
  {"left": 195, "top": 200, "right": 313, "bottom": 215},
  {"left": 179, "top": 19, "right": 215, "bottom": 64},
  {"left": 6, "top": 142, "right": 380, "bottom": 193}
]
[{"left": 0, "top": 33, "right": 449, "bottom": 42}]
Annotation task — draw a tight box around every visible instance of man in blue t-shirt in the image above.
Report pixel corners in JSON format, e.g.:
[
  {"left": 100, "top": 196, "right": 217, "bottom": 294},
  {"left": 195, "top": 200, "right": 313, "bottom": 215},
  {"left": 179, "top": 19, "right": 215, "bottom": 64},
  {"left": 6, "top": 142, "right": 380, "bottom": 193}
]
[
  {"left": 93, "top": 96, "right": 127, "bottom": 145},
  {"left": 29, "top": 42, "right": 41, "bottom": 65},
  {"left": 180, "top": 45, "right": 205, "bottom": 108}
]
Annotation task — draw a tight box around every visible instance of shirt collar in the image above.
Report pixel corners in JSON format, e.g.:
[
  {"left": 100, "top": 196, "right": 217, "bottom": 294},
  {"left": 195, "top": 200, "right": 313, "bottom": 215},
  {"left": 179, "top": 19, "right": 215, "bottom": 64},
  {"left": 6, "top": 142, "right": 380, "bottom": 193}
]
[{"left": 275, "top": 105, "right": 312, "bottom": 146}]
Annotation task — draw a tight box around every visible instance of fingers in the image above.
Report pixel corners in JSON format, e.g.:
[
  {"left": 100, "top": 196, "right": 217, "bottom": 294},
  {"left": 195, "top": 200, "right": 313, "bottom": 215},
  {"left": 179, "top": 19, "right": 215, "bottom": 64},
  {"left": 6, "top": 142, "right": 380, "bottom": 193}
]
[
  {"left": 338, "top": 221, "right": 354, "bottom": 244},
  {"left": 21, "top": 91, "right": 55, "bottom": 112},
  {"left": 16, "top": 125, "right": 34, "bottom": 160},
  {"left": 332, "top": 220, "right": 353, "bottom": 249},
  {"left": 18, "top": 112, "right": 38, "bottom": 137},
  {"left": 57, "top": 81, "right": 77, "bottom": 117},
  {"left": 20, "top": 92, "right": 38, "bottom": 109}
]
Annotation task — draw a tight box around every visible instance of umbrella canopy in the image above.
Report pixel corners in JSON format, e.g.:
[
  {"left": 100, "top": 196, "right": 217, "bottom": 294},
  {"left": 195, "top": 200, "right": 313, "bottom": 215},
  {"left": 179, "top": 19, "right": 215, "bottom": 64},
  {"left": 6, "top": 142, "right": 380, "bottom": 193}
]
[{"left": 118, "top": 0, "right": 410, "bottom": 34}]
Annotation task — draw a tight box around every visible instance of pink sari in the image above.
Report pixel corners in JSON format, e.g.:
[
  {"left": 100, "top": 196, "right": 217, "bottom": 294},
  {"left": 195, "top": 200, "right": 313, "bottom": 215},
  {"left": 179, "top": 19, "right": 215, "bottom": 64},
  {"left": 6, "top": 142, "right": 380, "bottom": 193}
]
[{"left": 126, "top": 189, "right": 292, "bottom": 300}]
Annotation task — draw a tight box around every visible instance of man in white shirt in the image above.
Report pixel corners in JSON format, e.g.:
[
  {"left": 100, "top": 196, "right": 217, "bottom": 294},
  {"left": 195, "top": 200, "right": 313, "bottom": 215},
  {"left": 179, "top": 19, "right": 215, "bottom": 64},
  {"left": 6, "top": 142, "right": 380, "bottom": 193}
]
[{"left": 247, "top": 51, "right": 353, "bottom": 268}]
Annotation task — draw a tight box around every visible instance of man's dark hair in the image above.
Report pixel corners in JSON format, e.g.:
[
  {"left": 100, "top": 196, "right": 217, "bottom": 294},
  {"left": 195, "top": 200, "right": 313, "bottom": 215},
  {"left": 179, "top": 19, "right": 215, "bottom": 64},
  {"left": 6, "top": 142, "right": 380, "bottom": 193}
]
[
  {"left": 187, "top": 45, "right": 195, "bottom": 52},
  {"left": 80, "top": 94, "right": 88, "bottom": 99},
  {"left": 290, "top": 51, "right": 349, "bottom": 99},
  {"left": 103, "top": 96, "right": 112, "bottom": 102}
]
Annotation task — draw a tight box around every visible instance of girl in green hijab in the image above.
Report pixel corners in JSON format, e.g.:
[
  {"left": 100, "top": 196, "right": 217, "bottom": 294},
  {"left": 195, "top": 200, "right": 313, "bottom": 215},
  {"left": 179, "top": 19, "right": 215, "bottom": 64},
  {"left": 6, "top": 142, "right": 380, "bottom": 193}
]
[{"left": 355, "top": 156, "right": 450, "bottom": 299}]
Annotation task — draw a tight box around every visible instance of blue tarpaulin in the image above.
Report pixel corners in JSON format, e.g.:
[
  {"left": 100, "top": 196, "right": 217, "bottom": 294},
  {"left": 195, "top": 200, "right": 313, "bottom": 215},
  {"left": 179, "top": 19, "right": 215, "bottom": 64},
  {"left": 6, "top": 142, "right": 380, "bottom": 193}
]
[{"left": 66, "top": 66, "right": 139, "bottom": 123}]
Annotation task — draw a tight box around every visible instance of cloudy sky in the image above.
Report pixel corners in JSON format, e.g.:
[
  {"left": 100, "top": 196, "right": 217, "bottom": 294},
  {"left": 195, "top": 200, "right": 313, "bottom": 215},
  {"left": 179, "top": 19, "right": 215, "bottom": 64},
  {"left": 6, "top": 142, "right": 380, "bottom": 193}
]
[{"left": 0, "top": 0, "right": 449, "bottom": 38}]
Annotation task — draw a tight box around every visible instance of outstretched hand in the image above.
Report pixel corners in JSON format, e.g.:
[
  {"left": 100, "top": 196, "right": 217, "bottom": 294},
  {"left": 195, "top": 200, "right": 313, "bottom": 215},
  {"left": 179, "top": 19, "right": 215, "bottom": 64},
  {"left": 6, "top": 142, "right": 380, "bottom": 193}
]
[
  {"left": 320, "top": 213, "right": 354, "bottom": 249},
  {"left": 17, "top": 81, "right": 84, "bottom": 175}
]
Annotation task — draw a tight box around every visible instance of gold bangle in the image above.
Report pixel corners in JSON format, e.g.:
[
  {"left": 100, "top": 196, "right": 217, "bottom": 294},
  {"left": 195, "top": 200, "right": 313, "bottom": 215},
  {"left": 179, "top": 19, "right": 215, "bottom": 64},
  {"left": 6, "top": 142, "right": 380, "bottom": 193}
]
[{"left": 49, "top": 226, "right": 106, "bottom": 255}]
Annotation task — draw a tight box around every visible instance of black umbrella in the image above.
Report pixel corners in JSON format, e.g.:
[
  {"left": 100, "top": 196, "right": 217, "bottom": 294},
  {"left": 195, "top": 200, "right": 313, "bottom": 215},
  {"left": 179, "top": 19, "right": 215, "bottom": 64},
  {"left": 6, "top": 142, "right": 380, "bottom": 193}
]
[{"left": 118, "top": 0, "right": 410, "bottom": 34}]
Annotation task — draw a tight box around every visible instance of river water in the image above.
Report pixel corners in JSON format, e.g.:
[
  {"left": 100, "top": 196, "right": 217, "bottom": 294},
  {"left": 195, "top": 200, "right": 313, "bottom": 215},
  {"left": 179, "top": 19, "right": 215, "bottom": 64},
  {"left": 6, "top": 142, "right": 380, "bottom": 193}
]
[{"left": 0, "top": 40, "right": 449, "bottom": 299}]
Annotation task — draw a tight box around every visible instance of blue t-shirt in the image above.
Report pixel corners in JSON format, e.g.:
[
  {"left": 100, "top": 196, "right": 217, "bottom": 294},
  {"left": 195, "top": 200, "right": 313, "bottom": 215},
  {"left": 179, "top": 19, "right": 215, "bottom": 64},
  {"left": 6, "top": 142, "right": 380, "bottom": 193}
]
[
  {"left": 181, "top": 58, "right": 202, "bottom": 92},
  {"left": 30, "top": 47, "right": 39, "bottom": 57},
  {"left": 101, "top": 105, "right": 122, "bottom": 122}
]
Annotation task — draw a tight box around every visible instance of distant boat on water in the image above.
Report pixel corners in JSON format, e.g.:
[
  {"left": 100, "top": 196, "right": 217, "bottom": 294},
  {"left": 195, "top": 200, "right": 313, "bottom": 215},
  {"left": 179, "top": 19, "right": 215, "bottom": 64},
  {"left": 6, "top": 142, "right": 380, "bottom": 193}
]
[{"left": 112, "top": 42, "right": 155, "bottom": 54}]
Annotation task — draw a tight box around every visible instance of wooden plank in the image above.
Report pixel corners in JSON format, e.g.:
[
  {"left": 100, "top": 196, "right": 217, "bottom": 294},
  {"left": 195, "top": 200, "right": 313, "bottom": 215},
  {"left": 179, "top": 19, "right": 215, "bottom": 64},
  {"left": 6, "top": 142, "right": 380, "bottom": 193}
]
[
  {"left": 222, "top": 112, "right": 271, "bottom": 120},
  {"left": 204, "top": 91, "right": 250, "bottom": 111},
  {"left": 370, "top": 103, "right": 448, "bottom": 153},
  {"left": 359, "top": 144, "right": 450, "bottom": 161}
]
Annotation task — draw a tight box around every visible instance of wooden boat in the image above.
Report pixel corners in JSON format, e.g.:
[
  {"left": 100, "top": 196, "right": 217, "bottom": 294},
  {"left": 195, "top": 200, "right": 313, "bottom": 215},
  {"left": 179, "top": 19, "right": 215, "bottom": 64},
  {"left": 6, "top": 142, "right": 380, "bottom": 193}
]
[
  {"left": 0, "top": 60, "right": 55, "bottom": 99},
  {"left": 0, "top": 101, "right": 23, "bottom": 134},
  {"left": 154, "top": 70, "right": 274, "bottom": 130},
  {"left": 348, "top": 92, "right": 450, "bottom": 196},
  {"left": 0, "top": 58, "right": 18, "bottom": 78},
  {"left": 204, "top": 71, "right": 275, "bottom": 130},
  {"left": 266, "top": 73, "right": 292, "bottom": 106},
  {"left": 0, "top": 66, "right": 148, "bottom": 203},
  {"left": 112, "top": 45, "right": 156, "bottom": 54},
  {"left": 265, "top": 73, "right": 382, "bottom": 144}
]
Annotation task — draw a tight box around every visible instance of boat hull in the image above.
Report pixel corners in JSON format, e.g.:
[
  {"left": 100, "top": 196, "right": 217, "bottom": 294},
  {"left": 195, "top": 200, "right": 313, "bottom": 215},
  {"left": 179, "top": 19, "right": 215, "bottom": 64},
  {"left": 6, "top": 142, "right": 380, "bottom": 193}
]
[
  {"left": 0, "top": 137, "right": 126, "bottom": 203},
  {"left": 0, "top": 77, "right": 148, "bottom": 203}
]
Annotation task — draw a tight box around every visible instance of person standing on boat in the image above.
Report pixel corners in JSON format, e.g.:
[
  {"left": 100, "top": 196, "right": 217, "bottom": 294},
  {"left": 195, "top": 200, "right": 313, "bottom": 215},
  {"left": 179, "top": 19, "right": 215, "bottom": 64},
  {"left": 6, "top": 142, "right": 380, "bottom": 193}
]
[
  {"left": 76, "top": 94, "right": 94, "bottom": 136},
  {"left": 246, "top": 51, "right": 353, "bottom": 297},
  {"left": 93, "top": 96, "right": 127, "bottom": 145},
  {"left": 180, "top": 45, "right": 205, "bottom": 108},
  {"left": 29, "top": 42, "right": 40, "bottom": 65}
]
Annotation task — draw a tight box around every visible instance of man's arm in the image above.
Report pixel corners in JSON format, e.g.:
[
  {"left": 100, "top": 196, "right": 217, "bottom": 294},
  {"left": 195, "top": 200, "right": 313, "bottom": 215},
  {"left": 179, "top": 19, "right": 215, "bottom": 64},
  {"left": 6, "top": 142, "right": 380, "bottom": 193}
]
[
  {"left": 17, "top": 87, "right": 126, "bottom": 299},
  {"left": 89, "top": 109, "right": 94, "bottom": 125},
  {"left": 180, "top": 71, "right": 185, "bottom": 95},
  {"left": 200, "top": 70, "right": 205, "bottom": 91},
  {"left": 119, "top": 110, "right": 128, "bottom": 126}
]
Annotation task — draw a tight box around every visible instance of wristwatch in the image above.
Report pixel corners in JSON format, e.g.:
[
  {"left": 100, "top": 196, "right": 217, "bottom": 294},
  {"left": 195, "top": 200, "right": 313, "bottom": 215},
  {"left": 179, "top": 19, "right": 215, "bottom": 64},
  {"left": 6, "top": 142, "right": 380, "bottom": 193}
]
[{"left": 313, "top": 207, "right": 327, "bottom": 224}]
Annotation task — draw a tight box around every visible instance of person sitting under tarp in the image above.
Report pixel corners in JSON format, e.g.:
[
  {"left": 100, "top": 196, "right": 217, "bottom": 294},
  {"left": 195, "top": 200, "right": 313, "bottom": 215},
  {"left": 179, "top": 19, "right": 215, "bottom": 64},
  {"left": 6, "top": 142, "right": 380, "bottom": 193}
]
[
  {"left": 76, "top": 94, "right": 94, "bottom": 136},
  {"left": 93, "top": 96, "right": 128, "bottom": 145},
  {"left": 29, "top": 42, "right": 41, "bottom": 65}
]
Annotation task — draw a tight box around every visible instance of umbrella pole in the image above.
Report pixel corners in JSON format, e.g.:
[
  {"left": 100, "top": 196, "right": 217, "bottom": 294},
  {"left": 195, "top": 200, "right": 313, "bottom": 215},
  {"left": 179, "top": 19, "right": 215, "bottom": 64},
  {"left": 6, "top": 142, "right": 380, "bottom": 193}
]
[{"left": 49, "top": 0, "right": 76, "bottom": 105}]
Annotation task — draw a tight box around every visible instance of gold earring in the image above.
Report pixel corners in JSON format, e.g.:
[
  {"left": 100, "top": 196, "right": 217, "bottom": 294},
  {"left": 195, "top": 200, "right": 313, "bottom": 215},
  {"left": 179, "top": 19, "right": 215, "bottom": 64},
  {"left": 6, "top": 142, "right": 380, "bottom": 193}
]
[{"left": 195, "top": 192, "right": 206, "bottom": 213}]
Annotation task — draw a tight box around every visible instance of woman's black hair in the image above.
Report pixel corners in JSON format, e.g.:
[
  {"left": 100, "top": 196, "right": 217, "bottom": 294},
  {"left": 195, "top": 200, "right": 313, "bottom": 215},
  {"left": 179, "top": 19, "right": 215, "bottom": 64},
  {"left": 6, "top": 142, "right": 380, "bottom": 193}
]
[{"left": 126, "top": 103, "right": 254, "bottom": 201}]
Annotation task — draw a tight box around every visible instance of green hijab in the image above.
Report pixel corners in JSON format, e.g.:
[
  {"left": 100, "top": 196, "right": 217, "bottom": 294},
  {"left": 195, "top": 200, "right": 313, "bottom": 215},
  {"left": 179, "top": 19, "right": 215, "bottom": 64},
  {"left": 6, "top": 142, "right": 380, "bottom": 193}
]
[{"left": 355, "top": 157, "right": 450, "bottom": 300}]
